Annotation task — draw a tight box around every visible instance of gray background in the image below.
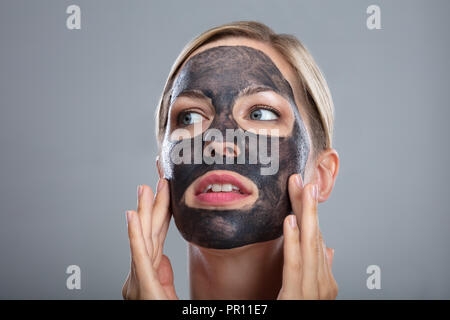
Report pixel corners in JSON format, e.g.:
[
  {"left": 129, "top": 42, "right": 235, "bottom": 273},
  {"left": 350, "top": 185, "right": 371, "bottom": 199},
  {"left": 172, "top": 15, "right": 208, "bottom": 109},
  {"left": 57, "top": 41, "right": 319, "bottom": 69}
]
[{"left": 0, "top": 0, "right": 449, "bottom": 299}]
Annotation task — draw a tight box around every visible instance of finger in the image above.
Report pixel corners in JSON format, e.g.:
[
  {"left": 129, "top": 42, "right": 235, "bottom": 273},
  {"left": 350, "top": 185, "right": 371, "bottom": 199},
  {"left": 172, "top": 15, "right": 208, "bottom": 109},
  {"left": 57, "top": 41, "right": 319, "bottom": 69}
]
[
  {"left": 158, "top": 255, "right": 178, "bottom": 300},
  {"left": 300, "top": 183, "right": 320, "bottom": 299},
  {"left": 317, "top": 235, "right": 331, "bottom": 299},
  {"left": 126, "top": 210, "right": 167, "bottom": 298},
  {"left": 327, "top": 247, "right": 334, "bottom": 268},
  {"left": 152, "top": 178, "right": 171, "bottom": 236},
  {"left": 287, "top": 174, "right": 304, "bottom": 222},
  {"left": 281, "top": 214, "right": 302, "bottom": 297},
  {"left": 126, "top": 210, "right": 154, "bottom": 279},
  {"left": 137, "top": 185, "right": 154, "bottom": 255},
  {"left": 157, "top": 212, "right": 171, "bottom": 253},
  {"left": 153, "top": 212, "right": 172, "bottom": 271},
  {"left": 122, "top": 273, "right": 130, "bottom": 299},
  {"left": 322, "top": 242, "right": 338, "bottom": 299},
  {"left": 151, "top": 178, "right": 171, "bottom": 263}
]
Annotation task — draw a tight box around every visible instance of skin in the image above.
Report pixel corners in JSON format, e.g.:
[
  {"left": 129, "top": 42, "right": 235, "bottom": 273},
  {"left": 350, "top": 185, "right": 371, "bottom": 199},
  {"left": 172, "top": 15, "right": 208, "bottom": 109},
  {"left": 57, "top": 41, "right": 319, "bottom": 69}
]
[
  {"left": 122, "top": 37, "right": 340, "bottom": 300},
  {"left": 161, "top": 45, "right": 310, "bottom": 249}
]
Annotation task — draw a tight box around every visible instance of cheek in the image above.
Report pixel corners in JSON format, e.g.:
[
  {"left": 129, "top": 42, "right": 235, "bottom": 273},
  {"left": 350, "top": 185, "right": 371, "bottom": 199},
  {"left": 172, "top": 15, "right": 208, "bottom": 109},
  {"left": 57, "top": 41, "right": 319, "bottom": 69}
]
[
  {"left": 161, "top": 119, "right": 309, "bottom": 200},
  {"left": 276, "top": 128, "right": 310, "bottom": 180}
]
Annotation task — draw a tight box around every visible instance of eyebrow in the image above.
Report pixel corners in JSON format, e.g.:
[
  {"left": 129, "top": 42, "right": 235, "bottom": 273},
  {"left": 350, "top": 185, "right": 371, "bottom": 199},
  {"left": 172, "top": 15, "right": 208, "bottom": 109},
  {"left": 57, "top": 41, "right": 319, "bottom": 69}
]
[
  {"left": 237, "top": 84, "right": 277, "bottom": 98},
  {"left": 176, "top": 85, "right": 277, "bottom": 101},
  {"left": 176, "top": 89, "right": 208, "bottom": 100}
]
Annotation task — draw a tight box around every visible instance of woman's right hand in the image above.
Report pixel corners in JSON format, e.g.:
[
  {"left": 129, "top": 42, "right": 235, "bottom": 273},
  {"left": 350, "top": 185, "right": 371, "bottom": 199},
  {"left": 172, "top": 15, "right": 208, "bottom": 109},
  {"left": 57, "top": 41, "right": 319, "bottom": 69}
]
[{"left": 122, "top": 178, "right": 178, "bottom": 300}]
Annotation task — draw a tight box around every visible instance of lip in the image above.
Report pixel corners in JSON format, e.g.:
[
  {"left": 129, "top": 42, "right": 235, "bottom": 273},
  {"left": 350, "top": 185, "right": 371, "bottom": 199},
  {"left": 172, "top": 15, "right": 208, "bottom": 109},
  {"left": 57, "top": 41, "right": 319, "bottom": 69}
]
[
  {"left": 195, "top": 172, "right": 252, "bottom": 195},
  {"left": 193, "top": 171, "right": 253, "bottom": 206}
]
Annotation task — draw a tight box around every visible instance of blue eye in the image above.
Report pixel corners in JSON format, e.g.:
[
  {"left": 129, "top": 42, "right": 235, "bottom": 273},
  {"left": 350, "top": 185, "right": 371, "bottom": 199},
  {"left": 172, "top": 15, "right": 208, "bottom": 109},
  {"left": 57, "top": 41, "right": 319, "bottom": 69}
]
[
  {"left": 249, "top": 108, "right": 279, "bottom": 121},
  {"left": 179, "top": 111, "right": 204, "bottom": 125}
]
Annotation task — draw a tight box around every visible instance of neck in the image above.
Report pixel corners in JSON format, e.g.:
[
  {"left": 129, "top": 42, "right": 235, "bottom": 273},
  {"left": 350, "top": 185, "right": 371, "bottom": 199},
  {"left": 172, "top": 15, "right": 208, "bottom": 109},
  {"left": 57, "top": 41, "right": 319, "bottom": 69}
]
[{"left": 188, "top": 237, "right": 284, "bottom": 300}]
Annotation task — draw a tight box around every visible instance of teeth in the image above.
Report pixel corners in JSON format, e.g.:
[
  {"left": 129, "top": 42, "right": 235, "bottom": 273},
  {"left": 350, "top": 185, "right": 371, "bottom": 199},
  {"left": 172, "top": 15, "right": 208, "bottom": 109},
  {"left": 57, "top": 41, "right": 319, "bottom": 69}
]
[
  {"left": 202, "top": 183, "right": 241, "bottom": 193},
  {"left": 222, "top": 184, "right": 232, "bottom": 192}
]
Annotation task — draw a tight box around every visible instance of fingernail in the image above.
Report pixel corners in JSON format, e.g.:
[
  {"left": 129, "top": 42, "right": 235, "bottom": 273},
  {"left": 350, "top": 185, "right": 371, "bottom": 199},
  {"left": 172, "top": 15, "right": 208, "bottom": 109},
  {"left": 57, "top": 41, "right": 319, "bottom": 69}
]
[
  {"left": 137, "top": 185, "right": 143, "bottom": 197},
  {"left": 289, "top": 214, "right": 297, "bottom": 229},
  {"left": 126, "top": 210, "right": 132, "bottom": 223},
  {"left": 295, "top": 174, "right": 303, "bottom": 188},
  {"left": 157, "top": 178, "right": 164, "bottom": 192},
  {"left": 312, "top": 184, "right": 318, "bottom": 201}
]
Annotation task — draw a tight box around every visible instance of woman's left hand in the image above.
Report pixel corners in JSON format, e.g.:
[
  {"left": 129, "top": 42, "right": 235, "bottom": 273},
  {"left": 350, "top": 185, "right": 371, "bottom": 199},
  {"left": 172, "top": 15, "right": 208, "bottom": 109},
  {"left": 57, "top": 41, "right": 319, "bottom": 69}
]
[{"left": 277, "top": 174, "right": 338, "bottom": 300}]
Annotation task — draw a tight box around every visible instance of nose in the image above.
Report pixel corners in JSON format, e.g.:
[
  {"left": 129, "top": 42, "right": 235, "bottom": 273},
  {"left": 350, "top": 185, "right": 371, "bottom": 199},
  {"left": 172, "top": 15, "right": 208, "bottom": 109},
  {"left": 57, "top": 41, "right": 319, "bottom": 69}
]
[{"left": 203, "top": 140, "right": 241, "bottom": 159}]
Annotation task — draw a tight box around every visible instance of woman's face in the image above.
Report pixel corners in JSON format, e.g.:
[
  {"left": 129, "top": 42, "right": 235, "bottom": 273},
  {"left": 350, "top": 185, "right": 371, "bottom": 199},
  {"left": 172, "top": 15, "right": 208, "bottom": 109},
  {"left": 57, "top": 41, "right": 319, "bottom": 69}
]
[{"left": 160, "top": 38, "right": 312, "bottom": 249}]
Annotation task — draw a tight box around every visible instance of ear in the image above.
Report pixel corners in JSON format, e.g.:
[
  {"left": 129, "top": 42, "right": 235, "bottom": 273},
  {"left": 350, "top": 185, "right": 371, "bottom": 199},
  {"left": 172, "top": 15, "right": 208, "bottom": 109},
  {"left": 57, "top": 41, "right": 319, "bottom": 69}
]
[
  {"left": 156, "top": 155, "right": 164, "bottom": 179},
  {"left": 314, "top": 148, "right": 339, "bottom": 203}
]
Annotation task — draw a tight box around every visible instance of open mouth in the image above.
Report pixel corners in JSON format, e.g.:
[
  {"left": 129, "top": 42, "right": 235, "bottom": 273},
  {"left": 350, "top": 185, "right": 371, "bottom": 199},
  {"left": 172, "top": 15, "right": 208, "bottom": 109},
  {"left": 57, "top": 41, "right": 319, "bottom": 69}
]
[{"left": 188, "top": 170, "right": 257, "bottom": 208}]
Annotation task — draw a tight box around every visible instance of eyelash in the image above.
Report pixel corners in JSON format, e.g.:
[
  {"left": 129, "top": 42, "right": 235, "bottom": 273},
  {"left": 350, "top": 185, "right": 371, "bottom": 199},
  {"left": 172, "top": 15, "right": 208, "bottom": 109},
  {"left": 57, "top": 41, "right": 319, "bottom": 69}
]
[
  {"left": 177, "top": 109, "right": 208, "bottom": 126},
  {"left": 175, "top": 104, "right": 280, "bottom": 126},
  {"left": 248, "top": 105, "right": 281, "bottom": 118}
]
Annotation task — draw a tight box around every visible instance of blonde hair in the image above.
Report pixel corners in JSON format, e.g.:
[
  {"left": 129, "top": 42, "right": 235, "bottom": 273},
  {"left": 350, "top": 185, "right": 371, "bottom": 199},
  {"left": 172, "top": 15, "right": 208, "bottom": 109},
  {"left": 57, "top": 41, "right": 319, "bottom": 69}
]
[{"left": 155, "top": 21, "right": 334, "bottom": 157}]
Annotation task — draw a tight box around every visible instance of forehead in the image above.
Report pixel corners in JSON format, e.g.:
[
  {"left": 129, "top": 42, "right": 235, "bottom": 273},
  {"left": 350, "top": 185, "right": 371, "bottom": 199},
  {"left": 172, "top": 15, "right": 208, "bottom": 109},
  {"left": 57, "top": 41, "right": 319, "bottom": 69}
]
[
  {"left": 172, "top": 45, "right": 293, "bottom": 100},
  {"left": 180, "top": 38, "right": 298, "bottom": 86},
  {"left": 170, "top": 38, "right": 310, "bottom": 127}
]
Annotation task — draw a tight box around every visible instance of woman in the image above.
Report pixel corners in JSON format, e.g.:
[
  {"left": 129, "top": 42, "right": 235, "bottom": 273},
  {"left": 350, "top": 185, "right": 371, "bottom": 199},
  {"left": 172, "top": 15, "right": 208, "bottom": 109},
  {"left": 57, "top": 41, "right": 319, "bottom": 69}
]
[{"left": 122, "top": 21, "right": 339, "bottom": 300}]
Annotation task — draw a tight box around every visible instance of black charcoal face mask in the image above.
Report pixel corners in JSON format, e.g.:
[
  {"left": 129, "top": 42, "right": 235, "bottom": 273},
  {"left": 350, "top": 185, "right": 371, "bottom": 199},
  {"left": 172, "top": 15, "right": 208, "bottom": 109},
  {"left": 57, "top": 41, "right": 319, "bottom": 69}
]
[{"left": 161, "top": 46, "right": 310, "bottom": 249}]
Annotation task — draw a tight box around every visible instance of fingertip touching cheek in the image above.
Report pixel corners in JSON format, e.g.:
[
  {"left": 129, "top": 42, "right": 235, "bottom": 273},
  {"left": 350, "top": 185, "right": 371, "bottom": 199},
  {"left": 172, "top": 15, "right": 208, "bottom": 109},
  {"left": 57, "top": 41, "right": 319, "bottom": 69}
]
[{"left": 160, "top": 46, "right": 310, "bottom": 249}]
